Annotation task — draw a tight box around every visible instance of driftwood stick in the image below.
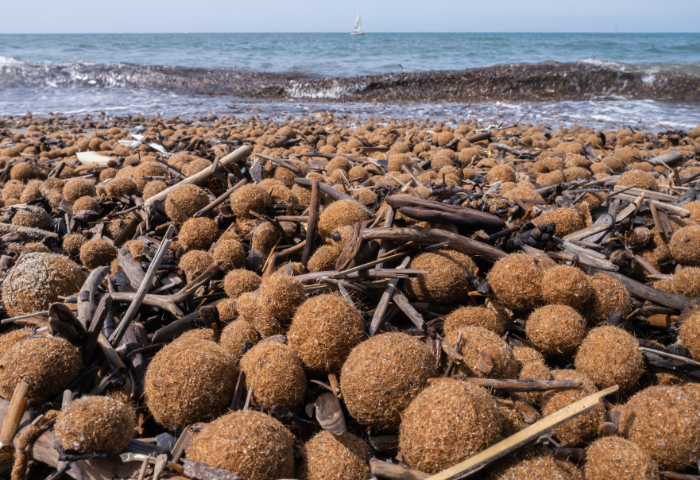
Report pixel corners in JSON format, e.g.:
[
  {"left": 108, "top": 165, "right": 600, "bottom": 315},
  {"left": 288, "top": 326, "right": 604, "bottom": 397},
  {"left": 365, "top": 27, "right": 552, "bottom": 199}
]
[
  {"left": 118, "top": 249, "right": 146, "bottom": 290},
  {"left": 76, "top": 266, "right": 110, "bottom": 331},
  {"left": 193, "top": 178, "right": 247, "bottom": 218},
  {"left": 294, "top": 178, "right": 374, "bottom": 216},
  {"left": 386, "top": 196, "right": 505, "bottom": 230},
  {"left": 254, "top": 153, "right": 302, "bottom": 174},
  {"left": 452, "top": 377, "right": 583, "bottom": 392},
  {"left": 0, "top": 381, "right": 28, "bottom": 449},
  {"left": 302, "top": 179, "right": 320, "bottom": 266},
  {"left": 376, "top": 206, "right": 396, "bottom": 270},
  {"left": 392, "top": 290, "right": 426, "bottom": 330},
  {"left": 589, "top": 269, "right": 691, "bottom": 310},
  {"left": 370, "top": 458, "right": 430, "bottom": 480},
  {"left": 0, "top": 223, "right": 59, "bottom": 242},
  {"left": 85, "top": 295, "right": 112, "bottom": 360},
  {"left": 370, "top": 256, "right": 410, "bottom": 336}
]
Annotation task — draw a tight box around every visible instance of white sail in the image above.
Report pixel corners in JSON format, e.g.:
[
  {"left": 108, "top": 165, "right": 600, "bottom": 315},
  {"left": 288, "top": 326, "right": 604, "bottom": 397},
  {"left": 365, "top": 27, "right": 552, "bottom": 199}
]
[{"left": 352, "top": 13, "right": 364, "bottom": 35}]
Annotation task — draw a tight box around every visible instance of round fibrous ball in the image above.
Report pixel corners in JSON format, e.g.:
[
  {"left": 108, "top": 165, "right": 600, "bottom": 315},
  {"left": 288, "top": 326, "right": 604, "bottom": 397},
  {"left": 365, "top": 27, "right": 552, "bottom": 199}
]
[
  {"left": 72, "top": 196, "right": 100, "bottom": 213},
  {"left": 142, "top": 180, "right": 167, "bottom": 200},
  {"left": 341, "top": 332, "right": 437, "bottom": 429},
  {"left": 223, "top": 269, "right": 261, "bottom": 299},
  {"left": 680, "top": 314, "right": 700, "bottom": 362},
  {"left": 541, "top": 370, "right": 603, "bottom": 446},
  {"left": 145, "top": 338, "right": 236, "bottom": 429},
  {"left": 0, "top": 336, "right": 82, "bottom": 400},
  {"left": 308, "top": 245, "right": 341, "bottom": 272},
  {"left": 24, "top": 242, "right": 49, "bottom": 253},
  {"left": 444, "top": 306, "right": 505, "bottom": 336},
  {"left": 541, "top": 265, "right": 592, "bottom": 308},
  {"left": 400, "top": 378, "right": 501, "bottom": 474},
  {"left": 518, "top": 361, "right": 553, "bottom": 405},
  {"left": 536, "top": 207, "right": 584, "bottom": 237},
  {"left": 251, "top": 222, "right": 281, "bottom": 253},
  {"left": 404, "top": 249, "right": 477, "bottom": 305},
  {"left": 237, "top": 292, "right": 282, "bottom": 338},
  {"left": 10, "top": 162, "right": 34, "bottom": 181},
  {"left": 317, "top": 200, "right": 370, "bottom": 239},
  {"left": 484, "top": 448, "right": 581, "bottom": 480},
  {"left": 488, "top": 253, "right": 543, "bottom": 310},
  {"left": 513, "top": 346, "right": 546, "bottom": 367},
  {"left": 288, "top": 294, "right": 365, "bottom": 373},
  {"left": 618, "top": 170, "right": 658, "bottom": 191},
  {"left": 299, "top": 430, "right": 372, "bottom": 480},
  {"left": 674, "top": 267, "right": 700, "bottom": 298},
  {"left": 63, "top": 178, "right": 96, "bottom": 204},
  {"left": 187, "top": 410, "right": 294, "bottom": 480},
  {"left": 80, "top": 238, "right": 118, "bottom": 269},
  {"left": 179, "top": 250, "right": 213, "bottom": 283},
  {"left": 230, "top": 184, "right": 272, "bottom": 218},
  {"left": 487, "top": 164, "right": 517, "bottom": 184},
  {"left": 583, "top": 273, "right": 631, "bottom": 325},
  {"left": 12, "top": 206, "right": 52, "bottom": 230},
  {"left": 165, "top": 184, "right": 209, "bottom": 225},
  {"left": 620, "top": 385, "right": 700, "bottom": 470},
  {"left": 105, "top": 177, "right": 138, "bottom": 197},
  {"left": 259, "top": 273, "right": 304, "bottom": 319},
  {"left": 630, "top": 226, "right": 652, "bottom": 249},
  {"left": 239, "top": 341, "right": 306, "bottom": 409},
  {"left": 670, "top": 226, "right": 700, "bottom": 266},
  {"left": 525, "top": 305, "right": 586, "bottom": 356},
  {"left": 179, "top": 217, "right": 219, "bottom": 251},
  {"left": 584, "top": 436, "right": 658, "bottom": 480},
  {"left": 213, "top": 239, "right": 245, "bottom": 271},
  {"left": 220, "top": 319, "right": 259, "bottom": 364},
  {"left": 575, "top": 325, "right": 644, "bottom": 392},
  {"left": 446, "top": 326, "right": 519, "bottom": 379},
  {"left": 0, "top": 328, "right": 37, "bottom": 358},
  {"left": 216, "top": 298, "right": 237, "bottom": 320},
  {"left": 2, "top": 253, "right": 86, "bottom": 316},
  {"left": 55, "top": 396, "right": 134, "bottom": 454}
]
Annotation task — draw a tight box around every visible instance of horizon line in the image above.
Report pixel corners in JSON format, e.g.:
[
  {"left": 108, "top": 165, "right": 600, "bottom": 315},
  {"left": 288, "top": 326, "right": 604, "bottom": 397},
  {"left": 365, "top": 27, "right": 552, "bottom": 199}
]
[{"left": 1, "top": 31, "right": 699, "bottom": 35}]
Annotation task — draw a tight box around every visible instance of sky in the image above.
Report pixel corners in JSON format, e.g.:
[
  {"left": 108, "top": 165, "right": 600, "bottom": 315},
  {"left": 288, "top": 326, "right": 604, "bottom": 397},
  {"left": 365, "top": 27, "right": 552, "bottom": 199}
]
[{"left": 1, "top": 0, "right": 699, "bottom": 34}]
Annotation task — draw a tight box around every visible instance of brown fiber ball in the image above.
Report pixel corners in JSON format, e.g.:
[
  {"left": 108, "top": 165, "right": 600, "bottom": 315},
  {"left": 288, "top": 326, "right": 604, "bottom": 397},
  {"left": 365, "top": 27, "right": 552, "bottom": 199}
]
[
  {"left": 259, "top": 273, "right": 305, "bottom": 319},
  {"left": 63, "top": 178, "right": 96, "bottom": 204},
  {"left": 220, "top": 319, "right": 259, "bottom": 364},
  {"left": 575, "top": 325, "right": 644, "bottom": 392},
  {"left": 484, "top": 448, "right": 581, "bottom": 480},
  {"left": 165, "top": 184, "right": 210, "bottom": 225},
  {"left": 20, "top": 180, "right": 42, "bottom": 203},
  {"left": 446, "top": 326, "right": 519, "bottom": 379},
  {"left": 237, "top": 292, "right": 282, "bottom": 338},
  {"left": 288, "top": 294, "right": 365, "bottom": 373},
  {"left": 618, "top": 170, "right": 658, "bottom": 191},
  {"left": 670, "top": 225, "right": 700, "bottom": 266},
  {"left": 72, "top": 196, "right": 100, "bottom": 213},
  {"left": 12, "top": 206, "right": 52, "bottom": 230},
  {"left": 341, "top": 333, "right": 437, "bottom": 429},
  {"left": 142, "top": 180, "right": 167, "bottom": 200},
  {"left": 0, "top": 336, "right": 82, "bottom": 400},
  {"left": 145, "top": 338, "right": 236, "bottom": 429},
  {"left": 55, "top": 396, "right": 134, "bottom": 454},
  {"left": 105, "top": 177, "right": 138, "bottom": 197},
  {"left": 584, "top": 436, "right": 658, "bottom": 480},
  {"left": 223, "top": 269, "right": 261, "bottom": 299},
  {"left": 239, "top": 341, "right": 306, "bottom": 409},
  {"left": 134, "top": 162, "right": 168, "bottom": 189},
  {"left": 179, "top": 217, "right": 219, "bottom": 251},
  {"left": 216, "top": 298, "right": 237, "bottom": 320},
  {"left": 405, "top": 249, "right": 477, "bottom": 305},
  {"left": 444, "top": 306, "right": 505, "bottom": 336},
  {"left": 541, "top": 265, "right": 592, "bottom": 308},
  {"left": 80, "top": 238, "right": 118, "bottom": 269},
  {"left": 680, "top": 314, "right": 700, "bottom": 361},
  {"left": 536, "top": 207, "right": 584, "bottom": 237},
  {"left": 518, "top": 361, "right": 553, "bottom": 405},
  {"left": 400, "top": 378, "right": 501, "bottom": 474},
  {"left": 620, "top": 386, "right": 700, "bottom": 470},
  {"left": 540, "top": 370, "right": 603, "bottom": 446},
  {"left": 10, "top": 162, "right": 34, "bottom": 181},
  {"left": 40, "top": 177, "right": 64, "bottom": 198},
  {"left": 317, "top": 200, "right": 370, "bottom": 239},
  {"left": 583, "top": 273, "right": 631, "bottom": 325},
  {"left": 251, "top": 222, "right": 281, "bottom": 253},
  {"left": 299, "top": 430, "right": 372, "bottom": 480},
  {"left": 213, "top": 239, "right": 245, "bottom": 271},
  {"left": 525, "top": 305, "right": 586, "bottom": 356},
  {"left": 513, "top": 346, "right": 546, "bottom": 367},
  {"left": 487, "top": 253, "right": 543, "bottom": 310},
  {"left": 308, "top": 245, "right": 341, "bottom": 272},
  {"left": 179, "top": 250, "right": 214, "bottom": 283},
  {"left": 0, "top": 328, "right": 37, "bottom": 358},
  {"left": 187, "top": 410, "right": 294, "bottom": 480},
  {"left": 674, "top": 267, "right": 700, "bottom": 297},
  {"left": 487, "top": 164, "right": 517, "bottom": 184},
  {"left": 2, "top": 253, "right": 86, "bottom": 316},
  {"left": 230, "top": 184, "right": 272, "bottom": 218}
]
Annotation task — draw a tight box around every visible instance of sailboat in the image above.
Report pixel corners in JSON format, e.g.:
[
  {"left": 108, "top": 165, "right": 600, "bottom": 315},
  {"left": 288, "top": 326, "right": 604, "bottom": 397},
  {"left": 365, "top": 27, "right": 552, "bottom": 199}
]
[{"left": 351, "top": 13, "right": 365, "bottom": 35}]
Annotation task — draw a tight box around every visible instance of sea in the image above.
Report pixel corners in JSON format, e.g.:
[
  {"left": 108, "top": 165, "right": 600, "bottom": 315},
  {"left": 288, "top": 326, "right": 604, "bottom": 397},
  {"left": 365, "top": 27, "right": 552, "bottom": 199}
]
[{"left": 1, "top": 32, "right": 700, "bottom": 131}]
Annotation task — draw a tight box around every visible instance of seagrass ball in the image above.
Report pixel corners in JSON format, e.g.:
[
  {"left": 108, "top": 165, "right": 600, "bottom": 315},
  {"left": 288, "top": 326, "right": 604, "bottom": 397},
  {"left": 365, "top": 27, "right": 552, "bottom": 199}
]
[
  {"left": 584, "top": 436, "right": 658, "bottom": 480},
  {"left": 307, "top": 245, "right": 341, "bottom": 272},
  {"left": 134, "top": 161, "right": 167, "bottom": 189},
  {"left": 288, "top": 294, "right": 365, "bottom": 373},
  {"left": 251, "top": 222, "right": 281, "bottom": 253},
  {"left": 487, "top": 164, "right": 517, "bottom": 184},
  {"left": 679, "top": 314, "right": 700, "bottom": 361},
  {"left": 230, "top": 184, "right": 272, "bottom": 218},
  {"left": 317, "top": 199, "right": 370, "bottom": 239},
  {"left": 541, "top": 370, "right": 603, "bottom": 446},
  {"left": 55, "top": 396, "right": 134, "bottom": 454},
  {"left": 518, "top": 361, "right": 553, "bottom": 405},
  {"left": 10, "top": 162, "right": 34, "bottom": 181},
  {"left": 187, "top": 410, "right": 294, "bottom": 480},
  {"left": 142, "top": 180, "right": 167, "bottom": 200},
  {"left": 618, "top": 170, "right": 658, "bottom": 191},
  {"left": 12, "top": 206, "right": 52, "bottom": 230},
  {"left": 583, "top": 272, "right": 631, "bottom": 325},
  {"left": 575, "top": 325, "right": 644, "bottom": 392},
  {"left": 105, "top": 177, "right": 138, "bottom": 197},
  {"left": 340, "top": 332, "right": 437, "bottom": 429},
  {"left": 669, "top": 225, "right": 700, "bottom": 266},
  {"left": 259, "top": 273, "right": 304, "bottom": 319},
  {"left": 405, "top": 249, "right": 478, "bottom": 305},
  {"left": 299, "top": 430, "right": 372, "bottom": 480},
  {"left": 165, "top": 184, "right": 209, "bottom": 225},
  {"left": 212, "top": 239, "right": 245, "bottom": 271},
  {"left": 0, "top": 336, "right": 82, "bottom": 400},
  {"left": 223, "top": 269, "right": 261, "bottom": 299},
  {"left": 236, "top": 292, "right": 282, "bottom": 337},
  {"left": 541, "top": 265, "right": 592, "bottom": 308},
  {"left": 487, "top": 253, "right": 542, "bottom": 310},
  {"left": 80, "top": 238, "right": 118, "bottom": 269},
  {"left": 145, "top": 338, "right": 236, "bottom": 429},
  {"left": 444, "top": 306, "right": 505, "bottom": 336},
  {"left": 179, "top": 250, "right": 213, "bottom": 283},
  {"left": 620, "top": 385, "right": 700, "bottom": 470},
  {"left": 220, "top": 319, "right": 259, "bottom": 364},
  {"left": 484, "top": 448, "right": 581, "bottom": 480},
  {"left": 446, "top": 326, "right": 519, "bottom": 379},
  {"left": 525, "top": 305, "right": 585, "bottom": 356},
  {"left": 512, "top": 346, "right": 546, "bottom": 367},
  {"left": 535, "top": 207, "right": 584, "bottom": 237},
  {"left": 0, "top": 328, "right": 37, "bottom": 357},
  {"left": 399, "top": 378, "right": 501, "bottom": 474},
  {"left": 673, "top": 267, "right": 700, "bottom": 298},
  {"left": 179, "top": 217, "right": 219, "bottom": 251},
  {"left": 63, "top": 178, "right": 96, "bottom": 204},
  {"left": 2, "top": 252, "right": 86, "bottom": 316},
  {"left": 72, "top": 196, "right": 100, "bottom": 213},
  {"left": 239, "top": 341, "right": 306, "bottom": 410}
]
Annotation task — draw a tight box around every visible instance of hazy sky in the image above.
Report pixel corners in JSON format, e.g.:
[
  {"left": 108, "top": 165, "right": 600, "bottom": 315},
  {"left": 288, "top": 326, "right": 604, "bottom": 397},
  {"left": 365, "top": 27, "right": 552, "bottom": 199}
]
[{"left": 1, "top": 0, "right": 699, "bottom": 34}]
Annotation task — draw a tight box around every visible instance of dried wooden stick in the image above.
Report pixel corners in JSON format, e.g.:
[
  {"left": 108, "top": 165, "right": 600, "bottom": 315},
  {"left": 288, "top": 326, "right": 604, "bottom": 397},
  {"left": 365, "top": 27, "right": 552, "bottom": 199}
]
[
  {"left": 193, "top": 178, "right": 247, "bottom": 218},
  {"left": 370, "top": 256, "right": 410, "bottom": 336},
  {"left": 77, "top": 266, "right": 109, "bottom": 330},
  {"left": 302, "top": 179, "right": 320, "bottom": 266}
]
